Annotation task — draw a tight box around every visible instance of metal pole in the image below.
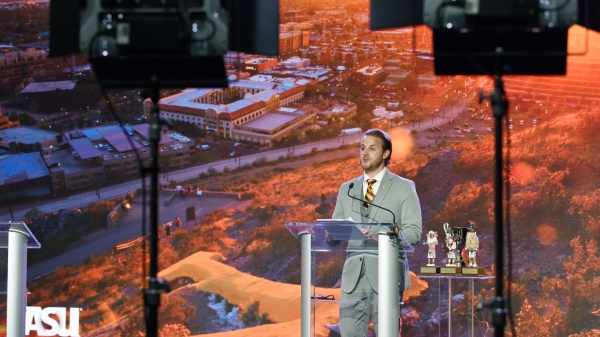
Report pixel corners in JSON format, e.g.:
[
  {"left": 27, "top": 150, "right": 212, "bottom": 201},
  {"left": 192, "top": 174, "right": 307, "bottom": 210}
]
[
  {"left": 438, "top": 278, "right": 441, "bottom": 337},
  {"left": 7, "top": 224, "right": 29, "bottom": 337},
  {"left": 448, "top": 278, "right": 452, "bottom": 337},
  {"left": 299, "top": 231, "right": 312, "bottom": 337},
  {"left": 470, "top": 279, "right": 475, "bottom": 337},
  {"left": 378, "top": 229, "right": 399, "bottom": 337},
  {"left": 480, "top": 76, "right": 508, "bottom": 336}
]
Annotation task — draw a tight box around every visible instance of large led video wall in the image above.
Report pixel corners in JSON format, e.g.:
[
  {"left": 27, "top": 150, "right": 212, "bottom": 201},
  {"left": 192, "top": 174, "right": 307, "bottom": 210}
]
[{"left": 1, "top": 1, "right": 600, "bottom": 336}]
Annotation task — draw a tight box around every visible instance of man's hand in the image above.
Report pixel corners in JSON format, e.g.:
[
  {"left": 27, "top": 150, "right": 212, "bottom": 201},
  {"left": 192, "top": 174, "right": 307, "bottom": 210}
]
[
  {"left": 325, "top": 232, "right": 342, "bottom": 247},
  {"left": 360, "top": 227, "right": 377, "bottom": 240}
]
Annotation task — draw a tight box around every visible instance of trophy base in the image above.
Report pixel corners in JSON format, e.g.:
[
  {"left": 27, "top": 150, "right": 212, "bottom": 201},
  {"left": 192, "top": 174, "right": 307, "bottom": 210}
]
[
  {"left": 440, "top": 266, "right": 461, "bottom": 275},
  {"left": 421, "top": 266, "right": 440, "bottom": 274},
  {"left": 462, "top": 267, "right": 484, "bottom": 275}
]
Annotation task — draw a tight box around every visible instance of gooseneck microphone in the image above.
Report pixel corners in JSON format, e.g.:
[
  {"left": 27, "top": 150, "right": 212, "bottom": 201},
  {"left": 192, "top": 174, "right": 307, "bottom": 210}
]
[{"left": 348, "top": 182, "right": 399, "bottom": 238}]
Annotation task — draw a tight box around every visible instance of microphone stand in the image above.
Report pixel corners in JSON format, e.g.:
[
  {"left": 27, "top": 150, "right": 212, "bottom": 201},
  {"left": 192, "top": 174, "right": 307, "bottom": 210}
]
[
  {"left": 479, "top": 76, "right": 508, "bottom": 336},
  {"left": 347, "top": 183, "right": 399, "bottom": 238}
]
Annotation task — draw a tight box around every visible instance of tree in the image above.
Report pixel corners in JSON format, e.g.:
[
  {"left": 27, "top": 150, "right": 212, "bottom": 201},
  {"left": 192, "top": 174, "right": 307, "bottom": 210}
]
[
  {"left": 569, "top": 188, "right": 600, "bottom": 235},
  {"left": 515, "top": 299, "right": 565, "bottom": 336},
  {"left": 52, "top": 123, "right": 64, "bottom": 133},
  {"left": 354, "top": 98, "right": 375, "bottom": 117},
  {"left": 434, "top": 181, "right": 494, "bottom": 226},
  {"left": 241, "top": 301, "right": 272, "bottom": 326},
  {"left": 159, "top": 154, "right": 173, "bottom": 180},
  {"left": 305, "top": 83, "right": 326, "bottom": 98},
  {"left": 535, "top": 236, "right": 600, "bottom": 335},
  {"left": 359, "top": 118, "right": 372, "bottom": 131},
  {"left": 9, "top": 111, "right": 35, "bottom": 125},
  {"left": 159, "top": 324, "right": 191, "bottom": 337},
  {"left": 115, "top": 310, "right": 145, "bottom": 337},
  {"left": 25, "top": 207, "right": 42, "bottom": 222}
]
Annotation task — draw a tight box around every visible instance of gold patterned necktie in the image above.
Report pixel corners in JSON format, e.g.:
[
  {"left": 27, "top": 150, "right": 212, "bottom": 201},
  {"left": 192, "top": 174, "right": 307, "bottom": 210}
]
[{"left": 364, "top": 179, "right": 377, "bottom": 208}]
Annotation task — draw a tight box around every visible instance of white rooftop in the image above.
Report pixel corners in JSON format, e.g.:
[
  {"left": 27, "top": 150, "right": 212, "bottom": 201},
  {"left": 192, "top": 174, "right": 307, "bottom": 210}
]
[
  {"left": 242, "top": 113, "right": 298, "bottom": 132},
  {"left": 278, "top": 107, "right": 298, "bottom": 113},
  {"left": 159, "top": 79, "right": 300, "bottom": 114},
  {"left": 357, "top": 66, "right": 383, "bottom": 76},
  {"left": 246, "top": 57, "right": 277, "bottom": 64},
  {"left": 21, "top": 80, "right": 77, "bottom": 93}
]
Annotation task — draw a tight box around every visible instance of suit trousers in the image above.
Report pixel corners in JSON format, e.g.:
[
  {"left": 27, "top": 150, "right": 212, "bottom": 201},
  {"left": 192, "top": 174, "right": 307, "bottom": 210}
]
[
  {"left": 340, "top": 261, "right": 378, "bottom": 337},
  {"left": 339, "top": 259, "right": 404, "bottom": 337}
]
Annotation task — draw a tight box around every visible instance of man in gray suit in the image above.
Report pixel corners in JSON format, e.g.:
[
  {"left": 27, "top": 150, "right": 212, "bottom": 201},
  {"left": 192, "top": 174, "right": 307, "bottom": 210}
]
[{"left": 332, "top": 128, "right": 422, "bottom": 336}]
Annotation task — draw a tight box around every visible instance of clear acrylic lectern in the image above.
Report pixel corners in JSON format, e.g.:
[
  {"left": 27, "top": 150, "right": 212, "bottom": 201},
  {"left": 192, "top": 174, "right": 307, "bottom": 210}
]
[{"left": 285, "top": 221, "right": 414, "bottom": 337}]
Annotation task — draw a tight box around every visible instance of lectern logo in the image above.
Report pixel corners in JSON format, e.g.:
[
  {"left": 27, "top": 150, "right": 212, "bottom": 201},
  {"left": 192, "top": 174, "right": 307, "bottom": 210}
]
[{"left": 25, "top": 306, "right": 81, "bottom": 337}]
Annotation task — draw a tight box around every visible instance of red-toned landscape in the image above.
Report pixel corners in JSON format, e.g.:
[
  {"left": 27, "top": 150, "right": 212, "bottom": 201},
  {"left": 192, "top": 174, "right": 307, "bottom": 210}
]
[{"left": 1, "top": 0, "right": 600, "bottom": 336}]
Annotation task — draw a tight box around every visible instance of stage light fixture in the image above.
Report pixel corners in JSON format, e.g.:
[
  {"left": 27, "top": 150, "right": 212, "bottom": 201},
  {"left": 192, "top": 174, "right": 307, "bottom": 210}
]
[
  {"left": 49, "top": 0, "right": 279, "bottom": 88},
  {"left": 370, "top": 0, "right": 599, "bottom": 75}
]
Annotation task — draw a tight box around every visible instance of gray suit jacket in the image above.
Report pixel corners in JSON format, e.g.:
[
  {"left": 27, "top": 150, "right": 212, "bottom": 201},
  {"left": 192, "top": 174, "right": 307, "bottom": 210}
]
[{"left": 332, "top": 168, "right": 422, "bottom": 294}]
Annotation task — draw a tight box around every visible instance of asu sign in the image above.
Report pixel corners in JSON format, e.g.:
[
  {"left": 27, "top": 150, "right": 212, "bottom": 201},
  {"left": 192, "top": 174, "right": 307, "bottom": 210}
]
[{"left": 25, "top": 307, "right": 81, "bottom": 337}]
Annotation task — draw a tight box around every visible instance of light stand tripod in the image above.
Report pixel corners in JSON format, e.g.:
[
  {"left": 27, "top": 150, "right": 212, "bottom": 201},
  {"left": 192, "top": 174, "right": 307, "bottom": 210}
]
[
  {"left": 479, "top": 76, "right": 509, "bottom": 337},
  {"left": 141, "top": 77, "right": 171, "bottom": 337}
]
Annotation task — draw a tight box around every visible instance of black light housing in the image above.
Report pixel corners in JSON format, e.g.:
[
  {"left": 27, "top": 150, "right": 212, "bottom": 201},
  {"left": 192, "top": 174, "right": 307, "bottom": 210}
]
[
  {"left": 49, "top": 0, "right": 279, "bottom": 88},
  {"left": 369, "top": 0, "right": 599, "bottom": 76}
]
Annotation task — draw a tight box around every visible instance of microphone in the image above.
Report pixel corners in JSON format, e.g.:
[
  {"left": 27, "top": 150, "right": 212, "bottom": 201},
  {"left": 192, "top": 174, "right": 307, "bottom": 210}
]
[{"left": 348, "top": 183, "right": 400, "bottom": 238}]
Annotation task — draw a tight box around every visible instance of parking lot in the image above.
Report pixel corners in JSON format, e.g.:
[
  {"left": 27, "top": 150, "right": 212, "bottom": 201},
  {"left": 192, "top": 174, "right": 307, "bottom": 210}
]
[{"left": 198, "top": 139, "right": 260, "bottom": 159}]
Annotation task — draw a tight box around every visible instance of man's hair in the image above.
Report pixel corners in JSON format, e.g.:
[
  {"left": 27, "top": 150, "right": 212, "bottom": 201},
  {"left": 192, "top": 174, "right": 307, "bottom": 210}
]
[{"left": 363, "top": 128, "right": 392, "bottom": 166}]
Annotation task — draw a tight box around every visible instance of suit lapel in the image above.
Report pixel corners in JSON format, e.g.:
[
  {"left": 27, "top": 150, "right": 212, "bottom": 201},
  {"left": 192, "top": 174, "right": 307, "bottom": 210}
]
[
  {"left": 370, "top": 170, "right": 393, "bottom": 222},
  {"left": 350, "top": 176, "right": 364, "bottom": 222}
]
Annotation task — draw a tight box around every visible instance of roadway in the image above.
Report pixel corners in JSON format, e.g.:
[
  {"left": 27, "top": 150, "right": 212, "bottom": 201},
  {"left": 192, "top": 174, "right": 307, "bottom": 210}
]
[{"left": 0, "top": 134, "right": 362, "bottom": 221}]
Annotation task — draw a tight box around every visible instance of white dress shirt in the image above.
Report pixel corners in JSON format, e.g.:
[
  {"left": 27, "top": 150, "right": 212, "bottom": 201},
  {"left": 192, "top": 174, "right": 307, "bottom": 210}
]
[{"left": 362, "top": 167, "right": 388, "bottom": 198}]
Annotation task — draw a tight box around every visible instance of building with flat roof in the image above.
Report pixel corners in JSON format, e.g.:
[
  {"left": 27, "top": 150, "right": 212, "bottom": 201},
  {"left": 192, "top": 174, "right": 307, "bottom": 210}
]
[
  {"left": 20, "top": 80, "right": 102, "bottom": 112},
  {"left": 280, "top": 57, "right": 310, "bottom": 69},
  {"left": 234, "top": 108, "right": 315, "bottom": 145},
  {"left": 239, "top": 112, "right": 298, "bottom": 133},
  {"left": 16, "top": 41, "right": 50, "bottom": 50},
  {"left": 293, "top": 67, "right": 331, "bottom": 80},
  {"left": 417, "top": 74, "right": 440, "bottom": 90},
  {"left": 356, "top": 65, "right": 388, "bottom": 84},
  {"left": 372, "top": 106, "right": 403, "bottom": 120},
  {"left": 21, "top": 80, "right": 77, "bottom": 93},
  {"left": 243, "top": 57, "right": 278, "bottom": 74},
  {"left": 40, "top": 124, "right": 196, "bottom": 193},
  {"left": 0, "top": 48, "right": 87, "bottom": 99},
  {"left": 0, "top": 125, "right": 62, "bottom": 153},
  {"left": 63, "top": 64, "right": 93, "bottom": 79},
  {"left": 317, "top": 103, "right": 357, "bottom": 118},
  {"left": 145, "top": 78, "right": 308, "bottom": 147},
  {"left": 279, "top": 31, "right": 310, "bottom": 54},
  {"left": 0, "top": 152, "right": 52, "bottom": 199},
  {"left": 371, "top": 29, "right": 413, "bottom": 41}
]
